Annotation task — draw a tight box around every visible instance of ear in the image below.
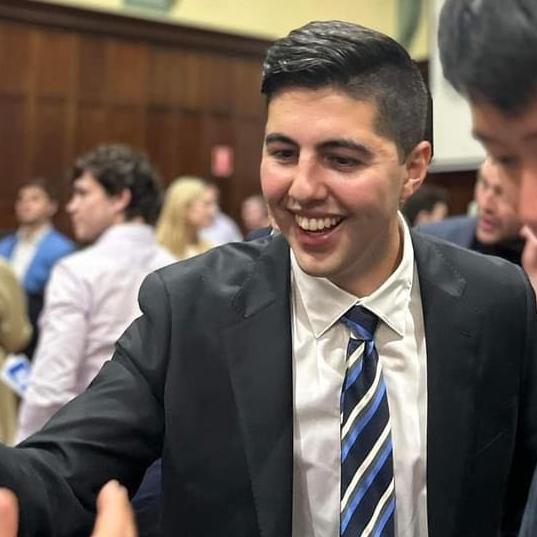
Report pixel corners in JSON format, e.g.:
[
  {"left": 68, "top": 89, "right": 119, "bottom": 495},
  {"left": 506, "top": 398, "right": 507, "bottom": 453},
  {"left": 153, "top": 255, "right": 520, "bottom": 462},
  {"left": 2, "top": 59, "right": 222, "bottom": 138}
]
[
  {"left": 400, "top": 141, "right": 432, "bottom": 203},
  {"left": 113, "top": 188, "right": 132, "bottom": 215}
]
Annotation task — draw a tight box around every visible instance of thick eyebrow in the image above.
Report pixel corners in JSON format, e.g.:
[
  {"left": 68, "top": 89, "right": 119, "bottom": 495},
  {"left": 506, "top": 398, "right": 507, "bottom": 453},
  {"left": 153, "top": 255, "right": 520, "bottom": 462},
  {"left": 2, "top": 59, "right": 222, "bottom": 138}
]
[
  {"left": 473, "top": 129, "right": 537, "bottom": 144},
  {"left": 319, "top": 139, "right": 374, "bottom": 159},
  {"left": 472, "top": 130, "right": 504, "bottom": 146},
  {"left": 264, "top": 133, "right": 374, "bottom": 159},
  {"left": 264, "top": 133, "right": 297, "bottom": 146}
]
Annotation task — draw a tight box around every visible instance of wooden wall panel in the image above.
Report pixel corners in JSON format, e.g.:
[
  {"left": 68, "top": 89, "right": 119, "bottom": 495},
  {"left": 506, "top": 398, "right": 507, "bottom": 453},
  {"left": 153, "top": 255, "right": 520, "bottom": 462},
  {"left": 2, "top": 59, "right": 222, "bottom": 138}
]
[
  {"left": 0, "top": 1, "right": 271, "bottom": 233},
  {"left": 0, "top": 22, "right": 33, "bottom": 96},
  {"left": 145, "top": 106, "right": 179, "bottom": 182},
  {"left": 30, "top": 98, "right": 69, "bottom": 180},
  {"left": 0, "top": 96, "right": 26, "bottom": 230},
  {"left": 175, "top": 111, "right": 205, "bottom": 178},
  {"left": 74, "top": 104, "right": 107, "bottom": 155},
  {"left": 34, "top": 30, "right": 76, "bottom": 97},
  {"left": 106, "top": 42, "right": 149, "bottom": 105},
  {"left": 148, "top": 48, "right": 184, "bottom": 107},
  {"left": 77, "top": 37, "right": 107, "bottom": 103}
]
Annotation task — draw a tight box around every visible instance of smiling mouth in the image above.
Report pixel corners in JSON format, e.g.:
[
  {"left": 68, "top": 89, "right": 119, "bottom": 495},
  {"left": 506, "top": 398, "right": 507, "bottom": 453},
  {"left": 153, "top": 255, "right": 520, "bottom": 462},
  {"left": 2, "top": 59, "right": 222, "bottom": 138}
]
[{"left": 294, "top": 215, "right": 343, "bottom": 232}]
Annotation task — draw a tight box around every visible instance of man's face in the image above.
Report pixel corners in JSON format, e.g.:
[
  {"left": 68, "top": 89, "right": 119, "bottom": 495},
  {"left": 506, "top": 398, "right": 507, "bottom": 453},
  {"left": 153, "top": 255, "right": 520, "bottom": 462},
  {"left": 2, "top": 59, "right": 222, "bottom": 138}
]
[
  {"left": 261, "top": 87, "right": 428, "bottom": 295},
  {"left": 471, "top": 96, "right": 537, "bottom": 235},
  {"left": 241, "top": 199, "right": 268, "bottom": 232},
  {"left": 15, "top": 186, "right": 57, "bottom": 227},
  {"left": 474, "top": 159, "right": 522, "bottom": 244},
  {"left": 66, "top": 172, "right": 126, "bottom": 243}
]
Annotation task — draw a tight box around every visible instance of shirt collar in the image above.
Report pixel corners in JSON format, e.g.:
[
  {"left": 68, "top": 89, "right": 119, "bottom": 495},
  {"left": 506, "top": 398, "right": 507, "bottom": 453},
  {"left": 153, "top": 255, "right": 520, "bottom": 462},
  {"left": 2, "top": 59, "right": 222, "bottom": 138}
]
[
  {"left": 95, "top": 222, "right": 154, "bottom": 247},
  {"left": 291, "top": 212, "right": 414, "bottom": 338},
  {"left": 16, "top": 223, "right": 51, "bottom": 245}
]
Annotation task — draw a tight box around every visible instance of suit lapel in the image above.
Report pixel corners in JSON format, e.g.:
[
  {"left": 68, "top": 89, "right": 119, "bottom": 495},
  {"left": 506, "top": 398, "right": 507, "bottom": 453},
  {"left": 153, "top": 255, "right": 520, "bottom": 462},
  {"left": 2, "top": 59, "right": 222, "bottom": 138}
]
[
  {"left": 222, "top": 235, "right": 293, "bottom": 537},
  {"left": 413, "top": 233, "right": 483, "bottom": 537}
]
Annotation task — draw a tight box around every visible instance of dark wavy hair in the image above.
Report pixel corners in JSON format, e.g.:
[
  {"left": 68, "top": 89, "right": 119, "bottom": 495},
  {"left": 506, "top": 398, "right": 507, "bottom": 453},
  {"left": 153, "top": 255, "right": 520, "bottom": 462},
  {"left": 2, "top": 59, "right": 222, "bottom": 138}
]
[
  {"left": 439, "top": 0, "right": 537, "bottom": 114},
  {"left": 261, "top": 20, "right": 430, "bottom": 160},
  {"left": 18, "top": 178, "right": 58, "bottom": 202},
  {"left": 72, "top": 144, "right": 162, "bottom": 224}
]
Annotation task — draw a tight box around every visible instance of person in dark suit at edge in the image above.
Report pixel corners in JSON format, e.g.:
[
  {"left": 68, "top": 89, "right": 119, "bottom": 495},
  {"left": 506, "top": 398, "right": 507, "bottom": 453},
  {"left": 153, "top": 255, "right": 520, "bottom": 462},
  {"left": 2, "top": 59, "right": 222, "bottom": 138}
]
[
  {"left": 0, "top": 19, "right": 537, "bottom": 537},
  {"left": 437, "top": 1, "right": 537, "bottom": 535}
]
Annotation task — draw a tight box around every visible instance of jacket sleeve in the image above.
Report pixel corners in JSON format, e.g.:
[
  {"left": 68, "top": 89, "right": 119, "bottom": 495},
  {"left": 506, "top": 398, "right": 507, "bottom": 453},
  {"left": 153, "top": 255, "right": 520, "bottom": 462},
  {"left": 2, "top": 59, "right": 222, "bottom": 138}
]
[
  {"left": 0, "top": 269, "right": 172, "bottom": 537},
  {"left": 502, "top": 267, "right": 537, "bottom": 535}
]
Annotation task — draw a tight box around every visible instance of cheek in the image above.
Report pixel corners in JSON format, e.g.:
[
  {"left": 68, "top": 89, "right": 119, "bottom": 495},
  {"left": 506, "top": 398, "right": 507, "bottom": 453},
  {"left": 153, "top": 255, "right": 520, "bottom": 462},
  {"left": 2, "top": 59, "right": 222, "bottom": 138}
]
[{"left": 261, "top": 164, "right": 290, "bottom": 204}]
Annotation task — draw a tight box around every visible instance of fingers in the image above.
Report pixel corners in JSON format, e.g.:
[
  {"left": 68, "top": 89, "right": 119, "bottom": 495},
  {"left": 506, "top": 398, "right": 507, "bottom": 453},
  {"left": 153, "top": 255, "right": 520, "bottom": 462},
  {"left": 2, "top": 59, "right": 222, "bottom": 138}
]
[
  {"left": 91, "top": 481, "right": 137, "bottom": 537},
  {"left": 0, "top": 489, "right": 18, "bottom": 537},
  {"left": 520, "top": 225, "right": 537, "bottom": 241}
]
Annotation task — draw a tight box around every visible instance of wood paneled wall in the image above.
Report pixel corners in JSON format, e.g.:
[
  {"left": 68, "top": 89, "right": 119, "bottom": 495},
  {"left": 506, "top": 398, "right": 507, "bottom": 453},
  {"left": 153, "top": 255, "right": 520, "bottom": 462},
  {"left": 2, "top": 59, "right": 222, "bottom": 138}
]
[{"left": 0, "top": 0, "right": 270, "bottom": 234}]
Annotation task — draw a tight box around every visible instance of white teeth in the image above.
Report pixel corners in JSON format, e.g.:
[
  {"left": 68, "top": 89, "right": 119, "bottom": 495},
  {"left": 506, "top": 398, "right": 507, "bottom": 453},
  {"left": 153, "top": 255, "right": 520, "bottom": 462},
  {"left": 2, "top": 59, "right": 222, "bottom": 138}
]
[{"left": 295, "top": 215, "right": 341, "bottom": 231}]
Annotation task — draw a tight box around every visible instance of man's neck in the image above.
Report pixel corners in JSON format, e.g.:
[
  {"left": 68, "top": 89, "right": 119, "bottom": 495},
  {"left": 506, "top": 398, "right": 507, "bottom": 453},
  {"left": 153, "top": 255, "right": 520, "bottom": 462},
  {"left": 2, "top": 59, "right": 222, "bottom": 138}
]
[{"left": 18, "top": 221, "right": 50, "bottom": 240}]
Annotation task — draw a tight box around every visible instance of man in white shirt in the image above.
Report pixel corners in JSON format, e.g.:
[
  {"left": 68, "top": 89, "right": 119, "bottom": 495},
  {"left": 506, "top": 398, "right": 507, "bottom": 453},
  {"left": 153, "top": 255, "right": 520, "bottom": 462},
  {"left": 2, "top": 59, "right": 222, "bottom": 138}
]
[
  {"left": 0, "top": 20, "right": 536, "bottom": 537},
  {"left": 0, "top": 179, "right": 74, "bottom": 357},
  {"left": 16, "top": 144, "right": 175, "bottom": 442}
]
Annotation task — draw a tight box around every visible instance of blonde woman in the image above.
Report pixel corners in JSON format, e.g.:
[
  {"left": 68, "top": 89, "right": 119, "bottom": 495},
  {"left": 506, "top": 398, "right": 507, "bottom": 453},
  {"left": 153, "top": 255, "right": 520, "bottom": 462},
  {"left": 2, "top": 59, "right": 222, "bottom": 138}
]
[{"left": 156, "top": 177, "right": 216, "bottom": 260}]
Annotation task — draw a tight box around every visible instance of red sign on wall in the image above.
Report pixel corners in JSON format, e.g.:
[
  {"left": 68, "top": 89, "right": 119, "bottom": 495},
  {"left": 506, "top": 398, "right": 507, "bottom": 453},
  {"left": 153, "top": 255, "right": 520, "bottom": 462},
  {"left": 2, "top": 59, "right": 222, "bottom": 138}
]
[{"left": 211, "top": 145, "right": 234, "bottom": 178}]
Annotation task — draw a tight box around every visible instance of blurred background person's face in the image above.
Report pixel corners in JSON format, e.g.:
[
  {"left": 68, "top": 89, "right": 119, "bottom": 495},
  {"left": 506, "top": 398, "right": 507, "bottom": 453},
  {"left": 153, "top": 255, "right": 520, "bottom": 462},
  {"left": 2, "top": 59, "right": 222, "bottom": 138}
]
[
  {"left": 186, "top": 188, "right": 217, "bottom": 231},
  {"left": 474, "top": 159, "right": 522, "bottom": 244},
  {"left": 15, "top": 185, "right": 57, "bottom": 228},
  {"left": 241, "top": 196, "right": 269, "bottom": 232},
  {"left": 66, "top": 172, "right": 127, "bottom": 243}
]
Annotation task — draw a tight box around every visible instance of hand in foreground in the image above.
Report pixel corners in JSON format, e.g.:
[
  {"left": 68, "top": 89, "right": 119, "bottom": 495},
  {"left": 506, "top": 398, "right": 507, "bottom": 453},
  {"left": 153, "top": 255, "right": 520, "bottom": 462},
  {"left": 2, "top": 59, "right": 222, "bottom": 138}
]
[
  {"left": 521, "top": 225, "right": 537, "bottom": 296},
  {"left": 0, "top": 489, "right": 17, "bottom": 537},
  {"left": 0, "top": 480, "right": 137, "bottom": 537}
]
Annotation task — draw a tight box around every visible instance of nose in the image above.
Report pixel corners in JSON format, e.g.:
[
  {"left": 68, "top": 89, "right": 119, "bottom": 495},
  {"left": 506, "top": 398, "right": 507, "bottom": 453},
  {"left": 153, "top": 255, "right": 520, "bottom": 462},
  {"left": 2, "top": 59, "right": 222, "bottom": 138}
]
[
  {"left": 518, "top": 166, "right": 537, "bottom": 230},
  {"left": 287, "top": 156, "right": 327, "bottom": 204},
  {"left": 66, "top": 196, "right": 77, "bottom": 214},
  {"left": 479, "top": 187, "right": 497, "bottom": 215}
]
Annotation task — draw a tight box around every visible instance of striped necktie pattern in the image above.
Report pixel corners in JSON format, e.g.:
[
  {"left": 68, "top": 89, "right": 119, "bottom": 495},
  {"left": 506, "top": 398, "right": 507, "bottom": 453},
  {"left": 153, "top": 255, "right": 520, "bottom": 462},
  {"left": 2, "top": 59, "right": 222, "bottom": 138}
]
[{"left": 340, "top": 305, "right": 396, "bottom": 537}]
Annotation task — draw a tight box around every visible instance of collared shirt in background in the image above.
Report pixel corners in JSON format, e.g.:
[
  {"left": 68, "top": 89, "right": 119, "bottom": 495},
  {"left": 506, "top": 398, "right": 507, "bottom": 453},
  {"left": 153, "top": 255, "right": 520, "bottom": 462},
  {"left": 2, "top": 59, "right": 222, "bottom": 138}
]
[
  {"left": 16, "top": 222, "right": 175, "bottom": 442},
  {"left": 10, "top": 225, "right": 51, "bottom": 282}
]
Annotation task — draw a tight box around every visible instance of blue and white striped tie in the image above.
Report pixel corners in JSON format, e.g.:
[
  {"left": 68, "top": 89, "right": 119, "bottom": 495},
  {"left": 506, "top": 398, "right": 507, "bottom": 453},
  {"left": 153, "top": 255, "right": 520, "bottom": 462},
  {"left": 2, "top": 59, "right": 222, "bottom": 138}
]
[{"left": 340, "top": 306, "right": 396, "bottom": 537}]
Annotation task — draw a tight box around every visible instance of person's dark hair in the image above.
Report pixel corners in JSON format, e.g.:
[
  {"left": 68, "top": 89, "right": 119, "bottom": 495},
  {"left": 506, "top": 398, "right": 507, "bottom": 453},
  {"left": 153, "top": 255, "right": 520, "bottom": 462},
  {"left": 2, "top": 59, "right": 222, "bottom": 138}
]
[
  {"left": 261, "top": 20, "right": 430, "bottom": 160},
  {"left": 18, "top": 178, "right": 58, "bottom": 202},
  {"left": 72, "top": 144, "right": 162, "bottom": 224},
  {"left": 401, "top": 184, "right": 449, "bottom": 227},
  {"left": 439, "top": 0, "right": 537, "bottom": 114}
]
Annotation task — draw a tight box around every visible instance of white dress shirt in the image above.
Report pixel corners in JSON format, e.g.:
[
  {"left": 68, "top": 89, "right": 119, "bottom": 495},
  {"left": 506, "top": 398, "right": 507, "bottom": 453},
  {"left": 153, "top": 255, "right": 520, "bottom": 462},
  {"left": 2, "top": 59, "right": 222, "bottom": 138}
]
[
  {"left": 10, "top": 225, "right": 51, "bottom": 282},
  {"left": 291, "top": 216, "right": 429, "bottom": 537},
  {"left": 16, "top": 223, "right": 176, "bottom": 442}
]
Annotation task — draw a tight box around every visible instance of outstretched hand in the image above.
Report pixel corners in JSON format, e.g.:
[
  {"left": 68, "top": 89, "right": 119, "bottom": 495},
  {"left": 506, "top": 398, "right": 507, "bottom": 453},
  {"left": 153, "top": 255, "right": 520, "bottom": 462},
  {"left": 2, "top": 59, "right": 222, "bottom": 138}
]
[{"left": 0, "top": 480, "right": 137, "bottom": 537}]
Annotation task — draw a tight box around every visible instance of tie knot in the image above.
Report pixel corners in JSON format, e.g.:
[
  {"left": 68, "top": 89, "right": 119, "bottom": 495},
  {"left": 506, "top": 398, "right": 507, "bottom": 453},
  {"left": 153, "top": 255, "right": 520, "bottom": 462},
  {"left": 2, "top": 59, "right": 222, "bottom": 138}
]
[{"left": 342, "top": 305, "right": 378, "bottom": 342}]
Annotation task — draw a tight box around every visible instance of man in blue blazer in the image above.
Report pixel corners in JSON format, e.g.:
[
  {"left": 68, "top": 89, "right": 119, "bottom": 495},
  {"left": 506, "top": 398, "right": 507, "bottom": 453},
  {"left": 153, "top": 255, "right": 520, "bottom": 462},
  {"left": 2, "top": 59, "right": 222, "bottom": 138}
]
[
  {"left": 0, "top": 179, "right": 74, "bottom": 357},
  {"left": 0, "top": 20, "right": 536, "bottom": 537},
  {"left": 417, "top": 159, "right": 524, "bottom": 266}
]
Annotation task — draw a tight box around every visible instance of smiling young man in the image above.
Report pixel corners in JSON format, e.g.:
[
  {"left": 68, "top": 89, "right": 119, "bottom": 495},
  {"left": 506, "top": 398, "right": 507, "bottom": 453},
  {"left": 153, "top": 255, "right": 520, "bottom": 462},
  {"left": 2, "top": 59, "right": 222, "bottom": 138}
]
[{"left": 0, "top": 21, "right": 536, "bottom": 537}]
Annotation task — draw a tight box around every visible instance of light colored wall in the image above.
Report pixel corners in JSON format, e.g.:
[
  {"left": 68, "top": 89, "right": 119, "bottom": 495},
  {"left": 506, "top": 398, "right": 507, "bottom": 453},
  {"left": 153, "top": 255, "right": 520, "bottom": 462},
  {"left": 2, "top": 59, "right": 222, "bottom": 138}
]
[{"left": 36, "top": 0, "right": 429, "bottom": 59}]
